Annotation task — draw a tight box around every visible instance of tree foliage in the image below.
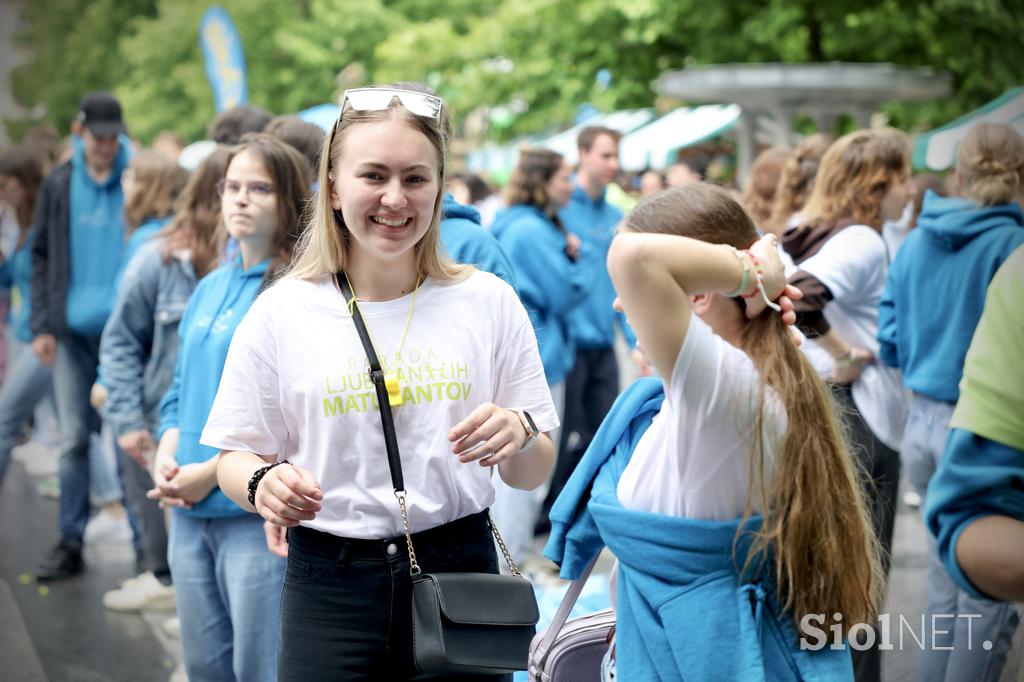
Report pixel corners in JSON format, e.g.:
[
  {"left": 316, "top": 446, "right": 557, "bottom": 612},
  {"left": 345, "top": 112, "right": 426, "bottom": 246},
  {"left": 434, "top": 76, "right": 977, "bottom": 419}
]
[{"left": 9, "top": 0, "right": 1023, "bottom": 144}]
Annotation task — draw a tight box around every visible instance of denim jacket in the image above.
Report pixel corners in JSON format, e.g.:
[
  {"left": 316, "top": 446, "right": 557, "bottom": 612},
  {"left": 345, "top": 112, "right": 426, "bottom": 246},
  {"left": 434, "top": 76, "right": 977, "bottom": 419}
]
[{"left": 100, "top": 237, "right": 197, "bottom": 436}]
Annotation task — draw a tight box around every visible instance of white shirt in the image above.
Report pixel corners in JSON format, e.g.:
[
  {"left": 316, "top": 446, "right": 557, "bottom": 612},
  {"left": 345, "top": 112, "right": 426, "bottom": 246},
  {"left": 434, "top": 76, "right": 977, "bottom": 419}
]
[
  {"left": 201, "top": 271, "right": 559, "bottom": 538},
  {"left": 617, "top": 317, "right": 786, "bottom": 520},
  {"left": 798, "top": 225, "right": 909, "bottom": 449}
]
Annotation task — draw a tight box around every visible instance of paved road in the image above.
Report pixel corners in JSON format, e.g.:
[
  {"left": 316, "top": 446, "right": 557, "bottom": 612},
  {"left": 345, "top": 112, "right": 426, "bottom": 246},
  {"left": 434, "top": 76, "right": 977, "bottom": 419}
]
[{"left": 1, "top": 440, "right": 1020, "bottom": 681}]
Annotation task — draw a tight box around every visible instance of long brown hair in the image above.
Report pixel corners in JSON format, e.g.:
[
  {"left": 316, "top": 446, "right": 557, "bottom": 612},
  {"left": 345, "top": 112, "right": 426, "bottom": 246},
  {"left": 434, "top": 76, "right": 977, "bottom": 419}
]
[
  {"left": 222, "top": 134, "right": 311, "bottom": 284},
  {"left": 800, "top": 129, "right": 909, "bottom": 230},
  {"left": 0, "top": 145, "right": 44, "bottom": 246},
  {"left": 123, "top": 150, "right": 189, "bottom": 234},
  {"left": 956, "top": 122, "right": 1024, "bottom": 207},
  {"left": 504, "top": 148, "right": 564, "bottom": 212},
  {"left": 623, "top": 183, "right": 882, "bottom": 634},
  {"left": 160, "top": 147, "right": 231, "bottom": 279},
  {"left": 288, "top": 84, "right": 468, "bottom": 283},
  {"left": 768, "top": 134, "right": 833, "bottom": 234}
]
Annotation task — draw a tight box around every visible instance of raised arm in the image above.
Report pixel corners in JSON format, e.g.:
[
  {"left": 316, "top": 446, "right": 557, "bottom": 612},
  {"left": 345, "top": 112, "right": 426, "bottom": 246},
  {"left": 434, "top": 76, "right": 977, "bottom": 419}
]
[{"left": 606, "top": 232, "right": 788, "bottom": 380}]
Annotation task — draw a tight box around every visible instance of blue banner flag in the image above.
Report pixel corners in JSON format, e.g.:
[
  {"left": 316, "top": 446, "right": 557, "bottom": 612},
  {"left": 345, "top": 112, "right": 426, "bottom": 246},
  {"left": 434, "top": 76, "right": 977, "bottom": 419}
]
[{"left": 199, "top": 6, "right": 248, "bottom": 112}]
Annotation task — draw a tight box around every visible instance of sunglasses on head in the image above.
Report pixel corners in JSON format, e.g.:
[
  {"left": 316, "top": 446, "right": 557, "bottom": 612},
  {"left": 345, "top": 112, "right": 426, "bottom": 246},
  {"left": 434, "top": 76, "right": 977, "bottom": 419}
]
[{"left": 340, "top": 87, "right": 443, "bottom": 121}]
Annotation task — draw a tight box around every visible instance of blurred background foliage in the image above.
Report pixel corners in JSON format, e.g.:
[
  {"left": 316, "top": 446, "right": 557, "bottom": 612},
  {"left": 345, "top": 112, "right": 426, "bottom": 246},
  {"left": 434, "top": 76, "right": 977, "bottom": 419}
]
[{"left": 9, "top": 0, "right": 1023, "bottom": 143}]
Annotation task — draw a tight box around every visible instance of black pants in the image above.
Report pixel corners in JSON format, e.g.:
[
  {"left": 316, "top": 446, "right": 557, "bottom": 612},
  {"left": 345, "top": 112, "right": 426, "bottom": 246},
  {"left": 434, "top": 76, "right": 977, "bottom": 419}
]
[
  {"left": 832, "top": 383, "right": 901, "bottom": 682},
  {"left": 539, "top": 347, "right": 619, "bottom": 529},
  {"left": 279, "top": 511, "right": 512, "bottom": 681}
]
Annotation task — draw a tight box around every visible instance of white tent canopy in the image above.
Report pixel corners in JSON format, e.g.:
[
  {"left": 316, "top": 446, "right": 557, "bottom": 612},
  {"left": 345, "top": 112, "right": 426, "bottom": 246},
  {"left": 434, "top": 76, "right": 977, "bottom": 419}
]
[
  {"left": 538, "top": 109, "right": 654, "bottom": 164},
  {"left": 913, "top": 87, "right": 1024, "bottom": 171},
  {"left": 619, "top": 104, "right": 741, "bottom": 171}
]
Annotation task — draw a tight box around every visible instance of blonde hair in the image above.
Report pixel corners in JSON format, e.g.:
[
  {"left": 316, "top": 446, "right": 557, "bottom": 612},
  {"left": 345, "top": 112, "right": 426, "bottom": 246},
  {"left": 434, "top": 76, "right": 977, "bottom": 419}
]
[
  {"left": 623, "top": 183, "right": 883, "bottom": 633},
  {"left": 956, "top": 123, "right": 1024, "bottom": 207},
  {"left": 123, "top": 150, "right": 189, "bottom": 234},
  {"left": 287, "top": 85, "right": 469, "bottom": 283},
  {"left": 768, "top": 134, "right": 833, "bottom": 234},
  {"left": 741, "top": 146, "right": 789, "bottom": 228},
  {"left": 800, "top": 129, "right": 909, "bottom": 229}
]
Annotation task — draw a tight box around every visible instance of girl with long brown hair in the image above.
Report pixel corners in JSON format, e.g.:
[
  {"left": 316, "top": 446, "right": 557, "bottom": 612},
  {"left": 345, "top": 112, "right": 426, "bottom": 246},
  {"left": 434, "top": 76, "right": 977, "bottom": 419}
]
[
  {"left": 768, "top": 134, "right": 833, "bottom": 234},
  {"left": 781, "top": 129, "right": 915, "bottom": 681},
  {"left": 0, "top": 146, "right": 48, "bottom": 484},
  {"left": 545, "top": 182, "right": 881, "bottom": 680},
  {"left": 142, "top": 135, "right": 311, "bottom": 681}
]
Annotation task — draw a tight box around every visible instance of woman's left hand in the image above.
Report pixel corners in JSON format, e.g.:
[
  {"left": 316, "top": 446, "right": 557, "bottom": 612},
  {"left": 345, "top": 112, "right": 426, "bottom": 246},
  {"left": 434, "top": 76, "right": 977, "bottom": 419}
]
[{"left": 449, "top": 403, "right": 527, "bottom": 467}]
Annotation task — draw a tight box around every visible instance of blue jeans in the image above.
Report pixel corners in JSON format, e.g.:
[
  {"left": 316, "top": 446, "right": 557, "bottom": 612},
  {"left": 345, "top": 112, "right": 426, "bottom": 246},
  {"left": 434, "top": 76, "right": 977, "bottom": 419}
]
[
  {"left": 902, "top": 393, "right": 1020, "bottom": 682},
  {"left": 0, "top": 340, "right": 55, "bottom": 485},
  {"left": 169, "top": 512, "right": 285, "bottom": 682},
  {"left": 52, "top": 334, "right": 103, "bottom": 543}
]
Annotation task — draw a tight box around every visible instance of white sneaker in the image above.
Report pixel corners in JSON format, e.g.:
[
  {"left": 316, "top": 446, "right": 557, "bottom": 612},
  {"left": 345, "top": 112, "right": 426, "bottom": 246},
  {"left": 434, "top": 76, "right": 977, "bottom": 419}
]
[
  {"left": 103, "top": 571, "right": 176, "bottom": 611},
  {"left": 161, "top": 616, "right": 181, "bottom": 639},
  {"left": 84, "top": 507, "right": 133, "bottom": 545}
]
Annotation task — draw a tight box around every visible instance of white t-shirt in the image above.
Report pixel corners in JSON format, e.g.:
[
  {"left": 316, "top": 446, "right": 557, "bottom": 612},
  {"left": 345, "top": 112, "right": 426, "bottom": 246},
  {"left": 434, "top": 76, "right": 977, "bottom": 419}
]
[
  {"left": 201, "top": 270, "right": 559, "bottom": 539},
  {"left": 616, "top": 317, "right": 786, "bottom": 520},
  {"left": 798, "top": 225, "right": 909, "bottom": 449}
]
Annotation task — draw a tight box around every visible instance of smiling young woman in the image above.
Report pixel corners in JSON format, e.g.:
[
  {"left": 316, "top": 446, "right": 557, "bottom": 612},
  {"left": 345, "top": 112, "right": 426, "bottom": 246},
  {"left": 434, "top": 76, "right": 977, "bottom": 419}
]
[{"left": 203, "top": 84, "right": 558, "bottom": 681}]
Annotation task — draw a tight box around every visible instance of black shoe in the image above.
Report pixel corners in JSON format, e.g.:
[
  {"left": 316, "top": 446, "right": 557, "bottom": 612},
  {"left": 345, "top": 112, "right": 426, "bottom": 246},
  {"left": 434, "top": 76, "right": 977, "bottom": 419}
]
[{"left": 37, "top": 539, "right": 84, "bottom": 581}]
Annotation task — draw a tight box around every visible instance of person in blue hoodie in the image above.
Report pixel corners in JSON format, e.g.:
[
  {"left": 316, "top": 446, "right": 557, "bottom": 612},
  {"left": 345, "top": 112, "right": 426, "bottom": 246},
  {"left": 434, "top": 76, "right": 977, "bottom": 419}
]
[
  {"left": 0, "top": 145, "right": 48, "bottom": 486},
  {"left": 925, "top": 246, "right": 1024, "bottom": 604},
  {"left": 547, "top": 183, "right": 881, "bottom": 681},
  {"left": 542, "top": 126, "right": 630, "bottom": 533},
  {"left": 491, "top": 147, "right": 589, "bottom": 563},
  {"left": 877, "top": 122, "right": 1024, "bottom": 682},
  {"left": 97, "top": 148, "right": 230, "bottom": 614},
  {"left": 146, "top": 135, "right": 309, "bottom": 682},
  {"left": 440, "top": 192, "right": 517, "bottom": 290},
  {"left": 29, "top": 92, "right": 132, "bottom": 580}
]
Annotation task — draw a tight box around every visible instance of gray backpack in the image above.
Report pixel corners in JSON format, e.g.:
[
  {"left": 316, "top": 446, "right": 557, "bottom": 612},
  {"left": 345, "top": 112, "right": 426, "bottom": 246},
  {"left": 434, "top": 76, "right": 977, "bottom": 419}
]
[{"left": 528, "top": 556, "right": 615, "bottom": 681}]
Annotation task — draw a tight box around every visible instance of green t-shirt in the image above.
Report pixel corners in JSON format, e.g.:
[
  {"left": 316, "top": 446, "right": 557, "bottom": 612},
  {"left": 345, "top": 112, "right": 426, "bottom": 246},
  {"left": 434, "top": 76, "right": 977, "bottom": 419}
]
[{"left": 950, "top": 245, "right": 1024, "bottom": 451}]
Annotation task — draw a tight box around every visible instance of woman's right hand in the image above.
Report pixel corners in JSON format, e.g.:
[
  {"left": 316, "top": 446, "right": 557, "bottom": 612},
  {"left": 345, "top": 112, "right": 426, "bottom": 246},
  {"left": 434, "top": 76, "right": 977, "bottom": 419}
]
[{"left": 254, "top": 463, "right": 323, "bottom": 528}]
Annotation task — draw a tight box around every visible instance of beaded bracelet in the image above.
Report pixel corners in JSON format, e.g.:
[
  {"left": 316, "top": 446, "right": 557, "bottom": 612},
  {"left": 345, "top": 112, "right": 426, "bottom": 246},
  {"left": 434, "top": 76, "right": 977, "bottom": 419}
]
[
  {"left": 742, "top": 250, "right": 783, "bottom": 312},
  {"left": 723, "top": 246, "right": 754, "bottom": 298}
]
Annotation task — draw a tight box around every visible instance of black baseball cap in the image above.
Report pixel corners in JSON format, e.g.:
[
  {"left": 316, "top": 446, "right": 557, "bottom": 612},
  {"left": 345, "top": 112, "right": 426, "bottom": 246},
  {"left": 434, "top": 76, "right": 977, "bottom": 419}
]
[{"left": 76, "top": 92, "right": 126, "bottom": 137}]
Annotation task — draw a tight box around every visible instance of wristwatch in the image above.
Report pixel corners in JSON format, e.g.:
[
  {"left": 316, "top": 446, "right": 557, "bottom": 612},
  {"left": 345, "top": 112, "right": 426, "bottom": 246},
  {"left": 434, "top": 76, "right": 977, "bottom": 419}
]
[{"left": 512, "top": 409, "right": 540, "bottom": 451}]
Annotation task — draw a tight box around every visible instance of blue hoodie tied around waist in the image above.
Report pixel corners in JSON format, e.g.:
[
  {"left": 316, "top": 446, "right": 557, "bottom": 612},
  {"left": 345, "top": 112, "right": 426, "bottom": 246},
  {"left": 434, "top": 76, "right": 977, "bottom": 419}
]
[
  {"left": 877, "top": 191, "right": 1024, "bottom": 403},
  {"left": 66, "top": 134, "right": 131, "bottom": 337},
  {"left": 545, "top": 378, "right": 853, "bottom": 681},
  {"left": 492, "top": 203, "right": 590, "bottom": 385},
  {"left": 159, "top": 255, "right": 269, "bottom": 518},
  {"left": 439, "top": 193, "right": 517, "bottom": 292},
  {"left": 559, "top": 186, "right": 635, "bottom": 349}
]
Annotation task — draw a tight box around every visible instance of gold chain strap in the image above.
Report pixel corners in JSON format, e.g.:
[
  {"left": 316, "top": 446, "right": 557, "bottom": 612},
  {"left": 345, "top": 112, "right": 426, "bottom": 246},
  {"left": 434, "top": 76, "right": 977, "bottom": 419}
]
[
  {"left": 395, "top": 491, "right": 421, "bottom": 575},
  {"left": 394, "top": 491, "right": 522, "bottom": 578},
  {"left": 487, "top": 512, "right": 523, "bottom": 578}
]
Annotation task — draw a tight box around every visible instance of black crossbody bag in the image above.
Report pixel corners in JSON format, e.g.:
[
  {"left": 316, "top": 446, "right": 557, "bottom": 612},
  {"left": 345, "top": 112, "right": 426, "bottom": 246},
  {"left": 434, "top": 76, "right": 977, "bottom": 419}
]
[{"left": 338, "top": 273, "right": 540, "bottom": 675}]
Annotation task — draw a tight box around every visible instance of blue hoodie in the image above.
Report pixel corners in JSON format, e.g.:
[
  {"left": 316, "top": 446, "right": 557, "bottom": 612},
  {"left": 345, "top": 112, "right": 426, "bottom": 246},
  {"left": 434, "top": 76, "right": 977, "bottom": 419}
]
[
  {"left": 492, "top": 204, "right": 589, "bottom": 385},
  {"left": 545, "top": 378, "right": 853, "bottom": 681},
  {"left": 439, "top": 193, "right": 517, "bottom": 291},
  {"left": 159, "top": 255, "right": 269, "bottom": 518},
  {"left": 0, "top": 236, "right": 34, "bottom": 343},
  {"left": 559, "top": 185, "right": 635, "bottom": 349},
  {"left": 878, "top": 191, "right": 1024, "bottom": 402},
  {"left": 66, "top": 134, "right": 131, "bottom": 336}
]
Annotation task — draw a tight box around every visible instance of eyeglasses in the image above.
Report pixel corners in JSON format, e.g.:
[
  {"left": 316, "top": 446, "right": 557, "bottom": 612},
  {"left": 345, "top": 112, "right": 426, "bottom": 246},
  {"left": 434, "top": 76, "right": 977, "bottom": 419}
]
[
  {"left": 216, "top": 179, "right": 275, "bottom": 199},
  {"left": 340, "top": 88, "right": 443, "bottom": 120}
]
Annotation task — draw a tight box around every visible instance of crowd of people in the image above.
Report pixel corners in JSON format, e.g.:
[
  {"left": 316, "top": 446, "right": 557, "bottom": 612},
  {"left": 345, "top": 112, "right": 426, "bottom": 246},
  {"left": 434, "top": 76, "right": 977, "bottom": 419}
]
[{"left": 0, "top": 84, "right": 1020, "bottom": 682}]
